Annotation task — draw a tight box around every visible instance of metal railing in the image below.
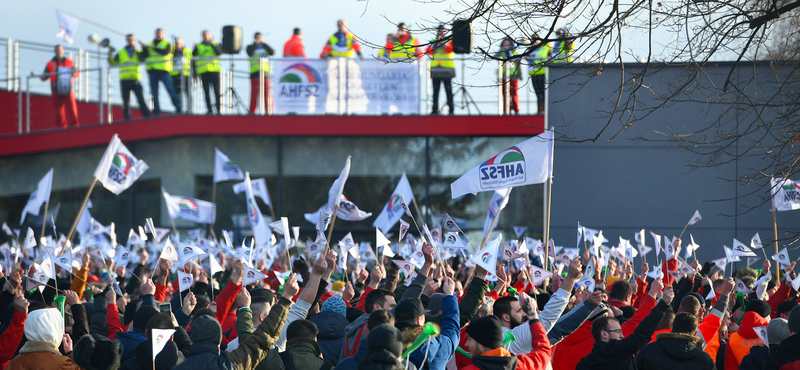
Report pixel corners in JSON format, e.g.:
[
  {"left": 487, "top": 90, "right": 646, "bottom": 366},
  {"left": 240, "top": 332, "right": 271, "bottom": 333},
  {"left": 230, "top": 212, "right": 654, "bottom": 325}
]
[{"left": 23, "top": 67, "right": 103, "bottom": 133}]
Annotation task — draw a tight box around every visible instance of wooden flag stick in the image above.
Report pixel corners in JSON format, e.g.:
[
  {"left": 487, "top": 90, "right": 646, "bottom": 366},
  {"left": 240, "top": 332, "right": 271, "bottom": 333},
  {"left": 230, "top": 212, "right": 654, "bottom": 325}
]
[
  {"left": 479, "top": 206, "right": 503, "bottom": 251},
  {"left": 170, "top": 218, "right": 179, "bottom": 239},
  {"left": 40, "top": 199, "right": 50, "bottom": 243},
  {"left": 773, "top": 206, "right": 779, "bottom": 278},
  {"left": 323, "top": 205, "right": 340, "bottom": 254},
  {"left": 677, "top": 222, "right": 690, "bottom": 241},
  {"left": 64, "top": 177, "right": 98, "bottom": 254},
  {"left": 543, "top": 178, "right": 554, "bottom": 271}
]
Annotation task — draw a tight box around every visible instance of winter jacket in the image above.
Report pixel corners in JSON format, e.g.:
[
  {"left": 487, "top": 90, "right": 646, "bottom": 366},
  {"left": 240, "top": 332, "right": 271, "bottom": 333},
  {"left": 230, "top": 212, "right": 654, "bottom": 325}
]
[
  {"left": 120, "top": 327, "right": 192, "bottom": 370},
  {"left": 464, "top": 318, "right": 551, "bottom": 370},
  {"left": 575, "top": 299, "right": 670, "bottom": 370},
  {"left": 545, "top": 296, "right": 597, "bottom": 345},
  {"left": 116, "top": 330, "right": 149, "bottom": 363},
  {"left": 739, "top": 343, "right": 774, "bottom": 370},
  {"left": 310, "top": 310, "right": 349, "bottom": 366},
  {"left": 406, "top": 294, "right": 460, "bottom": 370},
  {"left": 0, "top": 310, "right": 26, "bottom": 368},
  {"left": 89, "top": 294, "right": 109, "bottom": 336},
  {"left": 763, "top": 333, "right": 800, "bottom": 370},
  {"left": 261, "top": 338, "right": 326, "bottom": 370},
  {"left": 636, "top": 332, "right": 714, "bottom": 370},
  {"left": 173, "top": 296, "right": 291, "bottom": 370},
  {"left": 723, "top": 311, "right": 769, "bottom": 370},
  {"left": 6, "top": 309, "right": 78, "bottom": 370},
  {"left": 334, "top": 329, "right": 417, "bottom": 370}
]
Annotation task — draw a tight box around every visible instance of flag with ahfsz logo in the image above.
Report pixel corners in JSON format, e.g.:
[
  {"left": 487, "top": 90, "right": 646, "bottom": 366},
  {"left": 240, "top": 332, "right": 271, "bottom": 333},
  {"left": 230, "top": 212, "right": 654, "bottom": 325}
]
[
  {"left": 450, "top": 129, "right": 554, "bottom": 199},
  {"left": 94, "top": 135, "right": 149, "bottom": 195}
]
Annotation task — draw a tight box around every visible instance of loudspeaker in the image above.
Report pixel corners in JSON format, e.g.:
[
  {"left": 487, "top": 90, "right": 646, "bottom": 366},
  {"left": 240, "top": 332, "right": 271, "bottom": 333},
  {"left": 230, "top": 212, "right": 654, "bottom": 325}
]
[
  {"left": 222, "top": 25, "right": 242, "bottom": 54},
  {"left": 452, "top": 20, "right": 473, "bottom": 54}
]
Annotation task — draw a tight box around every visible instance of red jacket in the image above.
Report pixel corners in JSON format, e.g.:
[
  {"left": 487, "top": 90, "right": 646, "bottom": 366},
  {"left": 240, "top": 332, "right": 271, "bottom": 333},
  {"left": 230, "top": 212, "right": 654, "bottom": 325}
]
[
  {"left": 0, "top": 310, "right": 26, "bottom": 368},
  {"left": 725, "top": 311, "right": 770, "bottom": 370},
  {"left": 44, "top": 57, "right": 78, "bottom": 85},
  {"left": 283, "top": 35, "right": 306, "bottom": 58},
  {"left": 462, "top": 319, "right": 551, "bottom": 370}
]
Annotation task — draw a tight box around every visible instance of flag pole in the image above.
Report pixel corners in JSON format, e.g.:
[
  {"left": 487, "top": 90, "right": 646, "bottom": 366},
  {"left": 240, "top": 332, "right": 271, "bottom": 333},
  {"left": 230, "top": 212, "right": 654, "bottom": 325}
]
[
  {"left": 170, "top": 218, "right": 179, "bottom": 239},
  {"left": 64, "top": 177, "right": 98, "bottom": 254},
  {"left": 772, "top": 206, "right": 779, "bottom": 279},
  {"left": 209, "top": 182, "right": 217, "bottom": 236},
  {"left": 543, "top": 177, "right": 553, "bottom": 271},
  {"left": 479, "top": 207, "right": 503, "bottom": 251},
  {"left": 323, "top": 205, "right": 340, "bottom": 254},
  {"left": 40, "top": 199, "right": 50, "bottom": 243},
  {"left": 677, "top": 222, "right": 690, "bottom": 241}
]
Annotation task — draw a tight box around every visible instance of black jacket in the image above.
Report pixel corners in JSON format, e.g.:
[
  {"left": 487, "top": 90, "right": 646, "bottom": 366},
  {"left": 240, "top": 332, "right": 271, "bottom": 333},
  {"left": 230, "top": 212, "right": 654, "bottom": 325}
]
[
  {"left": 635, "top": 332, "right": 714, "bottom": 370},
  {"left": 309, "top": 310, "right": 349, "bottom": 366},
  {"left": 764, "top": 333, "right": 800, "bottom": 370},
  {"left": 119, "top": 328, "right": 192, "bottom": 370},
  {"left": 576, "top": 300, "right": 670, "bottom": 370},
  {"left": 739, "top": 343, "right": 773, "bottom": 370}
]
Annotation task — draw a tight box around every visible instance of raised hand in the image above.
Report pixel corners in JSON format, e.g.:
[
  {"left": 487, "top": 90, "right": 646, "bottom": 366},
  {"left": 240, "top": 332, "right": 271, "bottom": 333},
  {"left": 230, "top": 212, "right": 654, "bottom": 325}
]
[
  {"left": 342, "top": 283, "right": 355, "bottom": 302},
  {"left": 13, "top": 292, "right": 29, "bottom": 313},
  {"left": 140, "top": 277, "right": 156, "bottom": 296},
  {"left": 237, "top": 288, "right": 251, "bottom": 308},
  {"left": 648, "top": 275, "right": 664, "bottom": 297},
  {"left": 231, "top": 260, "right": 243, "bottom": 285},
  {"left": 442, "top": 276, "right": 455, "bottom": 296},
  {"left": 662, "top": 285, "right": 675, "bottom": 304},
  {"left": 283, "top": 273, "right": 299, "bottom": 299},
  {"left": 182, "top": 292, "right": 197, "bottom": 315},
  {"left": 587, "top": 290, "right": 605, "bottom": 307},
  {"left": 63, "top": 290, "right": 80, "bottom": 306}
]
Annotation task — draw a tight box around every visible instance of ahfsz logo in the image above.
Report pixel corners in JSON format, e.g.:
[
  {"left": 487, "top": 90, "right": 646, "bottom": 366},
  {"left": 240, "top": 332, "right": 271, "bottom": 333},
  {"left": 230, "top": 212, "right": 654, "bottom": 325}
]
[{"left": 479, "top": 146, "right": 525, "bottom": 188}]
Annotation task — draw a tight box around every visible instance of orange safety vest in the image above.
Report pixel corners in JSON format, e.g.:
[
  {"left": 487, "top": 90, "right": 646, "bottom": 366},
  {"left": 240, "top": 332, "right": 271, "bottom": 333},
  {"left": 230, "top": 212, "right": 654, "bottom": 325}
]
[{"left": 728, "top": 331, "right": 765, "bottom": 363}]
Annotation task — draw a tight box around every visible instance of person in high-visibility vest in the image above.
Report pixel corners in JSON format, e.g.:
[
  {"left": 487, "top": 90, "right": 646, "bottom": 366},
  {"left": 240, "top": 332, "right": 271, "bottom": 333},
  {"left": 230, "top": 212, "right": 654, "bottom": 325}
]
[
  {"left": 246, "top": 32, "right": 275, "bottom": 115},
  {"left": 494, "top": 37, "right": 521, "bottom": 115},
  {"left": 383, "top": 22, "right": 421, "bottom": 60},
  {"left": 321, "top": 20, "right": 363, "bottom": 59},
  {"left": 425, "top": 24, "right": 456, "bottom": 115},
  {"left": 170, "top": 37, "right": 193, "bottom": 108},
  {"left": 283, "top": 28, "right": 306, "bottom": 58},
  {"left": 40, "top": 44, "right": 79, "bottom": 128},
  {"left": 141, "top": 28, "right": 181, "bottom": 115},
  {"left": 526, "top": 33, "right": 551, "bottom": 114},
  {"left": 551, "top": 28, "right": 575, "bottom": 63},
  {"left": 193, "top": 30, "right": 222, "bottom": 114},
  {"left": 108, "top": 34, "right": 151, "bottom": 120}
]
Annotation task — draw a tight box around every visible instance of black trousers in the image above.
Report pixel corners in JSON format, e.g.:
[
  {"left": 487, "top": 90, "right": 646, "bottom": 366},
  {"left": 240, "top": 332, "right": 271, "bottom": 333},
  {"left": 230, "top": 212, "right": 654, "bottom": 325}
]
[
  {"left": 432, "top": 77, "right": 454, "bottom": 114},
  {"left": 120, "top": 80, "right": 150, "bottom": 120},
  {"left": 172, "top": 74, "right": 191, "bottom": 103},
  {"left": 200, "top": 72, "right": 221, "bottom": 114},
  {"left": 531, "top": 74, "right": 545, "bottom": 102}
]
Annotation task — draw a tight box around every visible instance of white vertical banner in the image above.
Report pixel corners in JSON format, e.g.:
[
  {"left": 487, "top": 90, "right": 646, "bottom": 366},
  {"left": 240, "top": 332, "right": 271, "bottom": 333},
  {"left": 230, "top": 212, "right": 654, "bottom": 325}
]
[{"left": 344, "top": 59, "right": 420, "bottom": 114}]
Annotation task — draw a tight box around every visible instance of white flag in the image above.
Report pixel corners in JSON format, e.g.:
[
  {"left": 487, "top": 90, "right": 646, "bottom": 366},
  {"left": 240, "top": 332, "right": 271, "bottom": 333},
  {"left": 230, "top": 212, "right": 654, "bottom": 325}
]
[
  {"left": 663, "top": 236, "right": 675, "bottom": 260},
  {"left": 243, "top": 265, "right": 267, "bottom": 285},
  {"left": 772, "top": 247, "right": 791, "bottom": 265},
  {"left": 685, "top": 235, "right": 700, "bottom": 259},
  {"left": 25, "top": 227, "right": 36, "bottom": 249},
  {"left": 151, "top": 328, "right": 176, "bottom": 361},
  {"left": 54, "top": 250, "right": 72, "bottom": 271},
  {"left": 577, "top": 275, "right": 595, "bottom": 292},
  {"left": 734, "top": 278, "right": 753, "bottom": 294},
  {"left": 529, "top": 265, "right": 553, "bottom": 286},
  {"left": 159, "top": 239, "right": 179, "bottom": 261},
  {"left": 213, "top": 148, "right": 245, "bottom": 183},
  {"left": 244, "top": 172, "right": 271, "bottom": 248},
  {"left": 731, "top": 238, "right": 757, "bottom": 257},
  {"left": 791, "top": 273, "right": 800, "bottom": 291},
  {"left": 373, "top": 173, "right": 415, "bottom": 234},
  {"left": 270, "top": 217, "right": 290, "bottom": 236},
  {"left": 441, "top": 214, "right": 462, "bottom": 233},
  {"left": 55, "top": 10, "right": 80, "bottom": 44},
  {"left": 126, "top": 229, "right": 145, "bottom": 249},
  {"left": 513, "top": 226, "right": 528, "bottom": 239},
  {"left": 750, "top": 233, "right": 764, "bottom": 250},
  {"left": 442, "top": 232, "right": 468, "bottom": 249},
  {"left": 451, "top": 130, "right": 554, "bottom": 198},
  {"left": 501, "top": 243, "right": 526, "bottom": 261},
  {"left": 20, "top": 169, "right": 54, "bottom": 225},
  {"left": 232, "top": 177, "right": 271, "bottom": 208},
  {"left": 179, "top": 244, "right": 205, "bottom": 265},
  {"left": 688, "top": 210, "right": 702, "bottom": 226},
  {"left": 209, "top": 254, "right": 224, "bottom": 275},
  {"left": 771, "top": 178, "right": 800, "bottom": 212},
  {"left": 94, "top": 135, "right": 149, "bottom": 195},
  {"left": 651, "top": 232, "right": 662, "bottom": 258},
  {"left": 376, "top": 228, "right": 391, "bottom": 248},
  {"left": 163, "top": 190, "right": 216, "bottom": 224},
  {"left": 115, "top": 247, "right": 132, "bottom": 266},
  {"left": 753, "top": 326, "right": 768, "bottom": 346},
  {"left": 469, "top": 235, "right": 501, "bottom": 276},
  {"left": 483, "top": 188, "right": 512, "bottom": 238},
  {"left": 327, "top": 157, "right": 351, "bottom": 212},
  {"left": 398, "top": 219, "right": 410, "bottom": 242},
  {"left": 177, "top": 271, "right": 193, "bottom": 292},
  {"left": 393, "top": 259, "right": 415, "bottom": 276},
  {"left": 305, "top": 195, "right": 372, "bottom": 223},
  {"left": 724, "top": 246, "right": 741, "bottom": 262},
  {"left": 635, "top": 229, "right": 646, "bottom": 247}
]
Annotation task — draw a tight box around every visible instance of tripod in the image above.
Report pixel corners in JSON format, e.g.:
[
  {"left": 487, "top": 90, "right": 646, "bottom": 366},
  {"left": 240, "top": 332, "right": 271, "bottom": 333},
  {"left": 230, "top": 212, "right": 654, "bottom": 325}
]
[
  {"left": 225, "top": 55, "right": 249, "bottom": 114},
  {"left": 453, "top": 56, "right": 481, "bottom": 115}
]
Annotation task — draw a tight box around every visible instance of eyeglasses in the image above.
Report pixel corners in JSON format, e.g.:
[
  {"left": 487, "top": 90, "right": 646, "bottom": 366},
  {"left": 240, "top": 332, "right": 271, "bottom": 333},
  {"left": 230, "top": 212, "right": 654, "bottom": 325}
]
[{"left": 603, "top": 329, "right": 623, "bottom": 335}]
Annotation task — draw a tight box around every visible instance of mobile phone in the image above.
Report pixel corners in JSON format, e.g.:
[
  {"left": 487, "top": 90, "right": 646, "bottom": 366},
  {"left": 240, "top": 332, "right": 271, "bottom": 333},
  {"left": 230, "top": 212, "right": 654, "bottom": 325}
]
[{"left": 159, "top": 302, "right": 171, "bottom": 313}]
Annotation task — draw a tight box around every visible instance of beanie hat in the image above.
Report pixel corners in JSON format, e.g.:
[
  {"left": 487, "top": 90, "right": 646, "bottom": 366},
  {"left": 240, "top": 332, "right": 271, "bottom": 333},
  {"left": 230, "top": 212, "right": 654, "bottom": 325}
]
[
  {"left": 322, "top": 296, "right": 347, "bottom": 317},
  {"left": 427, "top": 294, "right": 446, "bottom": 314},
  {"left": 767, "top": 318, "right": 790, "bottom": 344},
  {"left": 777, "top": 300, "right": 799, "bottom": 317},
  {"left": 367, "top": 324, "right": 405, "bottom": 357},
  {"left": 250, "top": 288, "right": 274, "bottom": 304},
  {"left": 788, "top": 305, "right": 800, "bottom": 333},
  {"left": 346, "top": 307, "right": 365, "bottom": 323},
  {"left": 466, "top": 316, "right": 504, "bottom": 349},
  {"left": 73, "top": 334, "right": 123, "bottom": 370},
  {"left": 123, "top": 300, "right": 139, "bottom": 326},
  {"left": 394, "top": 298, "right": 425, "bottom": 324},
  {"left": 191, "top": 315, "right": 223, "bottom": 344},
  {"left": 332, "top": 281, "right": 346, "bottom": 292},
  {"left": 745, "top": 299, "right": 772, "bottom": 319},
  {"left": 133, "top": 306, "right": 159, "bottom": 331}
]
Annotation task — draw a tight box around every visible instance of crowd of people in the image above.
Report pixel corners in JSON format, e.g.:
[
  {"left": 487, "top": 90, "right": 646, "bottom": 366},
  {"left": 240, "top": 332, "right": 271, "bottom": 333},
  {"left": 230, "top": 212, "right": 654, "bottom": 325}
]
[
  {"left": 39, "top": 21, "right": 576, "bottom": 126},
  {"left": 0, "top": 228, "right": 797, "bottom": 370}
]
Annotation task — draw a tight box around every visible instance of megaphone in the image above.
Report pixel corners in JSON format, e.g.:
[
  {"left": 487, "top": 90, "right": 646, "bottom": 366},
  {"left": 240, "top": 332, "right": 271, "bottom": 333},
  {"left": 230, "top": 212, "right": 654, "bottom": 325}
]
[
  {"left": 100, "top": 38, "right": 116, "bottom": 52},
  {"left": 401, "top": 322, "right": 440, "bottom": 359}
]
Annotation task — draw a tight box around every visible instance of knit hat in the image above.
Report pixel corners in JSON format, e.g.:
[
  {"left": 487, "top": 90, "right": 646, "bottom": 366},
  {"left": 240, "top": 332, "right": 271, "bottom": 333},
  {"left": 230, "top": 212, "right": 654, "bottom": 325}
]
[
  {"left": 767, "top": 318, "right": 790, "bottom": 344},
  {"left": 191, "top": 315, "right": 223, "bottom": 344},
  {"left": 466, "top": 316, "right": 504, "bottom": 349},
  {"left": 346, "top": 307, "right": 365, "bottom": 323},
  {"left": 250, "top": 288, "right": 274, "bottom": 304},
  {"left": 777, "top": 300, "right": 799, "bottom": 317},
  {"left": 321, "top": 296, "right": 347, "bottom": 317},
  {"left": 427, "top": 293, "right": 446, "bottom": 314},
  {"left": 745, "top": 299, "right": 771, "bottom": 319},
  {"left": 394, "top": 298, "right": 425, "bottom": 324},
  {"left": 123, "top": 300, "right": 139, "bottom": 326},
  {"left": 367, "top": 324, "right": 405, "bottom": 357},
  {"left": 788, "top": 305, "right": 800, "bottom": 333},
  {"left": 133, "top": 306, "right": 159, "bottom": 331},
  {"left": 73, "top": 334, "right": 123, "bottom": 370},
  {"left": 332, "top": 281, "right": 346, "bottom": 292}
]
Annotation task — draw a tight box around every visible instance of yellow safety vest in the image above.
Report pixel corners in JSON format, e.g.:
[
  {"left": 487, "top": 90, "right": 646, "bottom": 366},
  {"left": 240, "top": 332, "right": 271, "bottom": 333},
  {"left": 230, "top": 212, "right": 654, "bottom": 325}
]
[
  {"left": 429, "top": 40, "right": 455, "bottom": 69},
  {"left": 552, "top": 41, "right": 574, "bottom": 63},
  {"left": 529, "top": 43, "right": 551, "bottom": 76},
  {"left": 328, "top": 34, "right": 355, "bottom": 58},
  {"left": 110, "top": 47, "right": 142, "bottom": 81},
  {"left": 248, "top": 43, "right": 271, "bottom": 74},
  {"left": 388, "top": 36, "right": 419, "bottom": 59},
  {"left": 195, "top": 42, "right": 221, "bottom": 74},
  {"left": 146, "top": 39, "right": 173, "bottom": 72},
  {"left": 498, "top": 48, "right": 520, "bottom": 78},
  {"left": 171, "top": 48, "right": 193, "bottom": 76}
]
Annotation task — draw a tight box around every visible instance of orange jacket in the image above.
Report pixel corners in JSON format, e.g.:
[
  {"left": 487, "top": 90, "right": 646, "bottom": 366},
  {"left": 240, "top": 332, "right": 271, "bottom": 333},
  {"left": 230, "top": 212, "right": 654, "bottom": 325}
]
[
  {"left": 724, "top": 311, "right": 770, "bottom": 370},
  {"left": 283, "top": 35, "right": 307, "bottom": 58}
]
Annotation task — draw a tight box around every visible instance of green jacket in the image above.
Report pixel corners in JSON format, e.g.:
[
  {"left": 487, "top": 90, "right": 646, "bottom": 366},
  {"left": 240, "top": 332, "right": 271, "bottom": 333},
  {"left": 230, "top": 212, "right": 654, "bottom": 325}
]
[{"left": 262, "top": 338, "right": 326, "bottom": 370}]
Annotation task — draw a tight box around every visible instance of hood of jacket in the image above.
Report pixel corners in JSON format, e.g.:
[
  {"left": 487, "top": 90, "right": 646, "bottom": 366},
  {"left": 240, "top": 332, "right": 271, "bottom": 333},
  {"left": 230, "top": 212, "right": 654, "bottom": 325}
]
[
  {"left": 310, "top": 310, "right": 349, "bottom": 340},
  {"left": 24, "top": 308, "right": 64, "bottom": 347},
  {"left": 738, "top": 311, "right": 770, "bottom": 339},
  {"left": 470, "top": 348, "right": 518, "bottom": 370},
  {"left": 286, "top": 338, "right": 322, "bottom": 356},
  {"left": 124, "top": 339, "right": 181, "bottom": 370},
  {"left": 559, "top": 320, "right": 593, "bottom": 346},
  {"left": 345, "top": 313, "right": 370, "bottom": 338},
  {"left": 655, "top": 332, "right": 707, "bottom": 361},
  {"left": 399, "top": 325, "right": 424, "bottom": 351}
]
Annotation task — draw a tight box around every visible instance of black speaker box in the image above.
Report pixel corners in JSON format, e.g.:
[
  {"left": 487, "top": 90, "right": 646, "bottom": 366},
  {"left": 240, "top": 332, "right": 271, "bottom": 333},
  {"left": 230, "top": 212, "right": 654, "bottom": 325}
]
[
  {"left": 222, "top": 25, "right": 242, "bottom": 54},
  {"left": 452, "top": 20, "right": 473, "bottom": 54}
]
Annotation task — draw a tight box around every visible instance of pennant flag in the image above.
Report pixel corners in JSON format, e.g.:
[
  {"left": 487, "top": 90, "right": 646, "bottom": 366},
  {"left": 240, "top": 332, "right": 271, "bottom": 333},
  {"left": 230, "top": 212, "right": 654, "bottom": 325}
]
[
  {"left": 94, "top": 135, "right": 149, "bottom": 195},
  {"left": 451, "top": 130, "right": 554, "bottom": 198},
  {"left": 668, "top": 270, "right": 684, "bottom": 284},
  {"left": 305, "top": 195, "right": 372, "bottom": 224},
  {"left": 646, "top": 265, "right": 664, "bottom": 280},
  {"left": 327, "top": 157, "right": 351, "bottom": 212},
  {"left": 791, "top": 273, "right": 800, "bottom": 291},
  {"left": 360, "top": 244, "right": 376, "bottom": 261},
  {"left": 126, "top": 229, "right": 144, "bottom": 249},
  {"left": 771, "top": 178, "right": 800, "bottom": 211},
  {"left": 638, "top": 244, "right": 653, "bottom": 257},
  {"left": 750, "top": 233, "right": 763, "bottom": 250},
  {"left": 530, "top": 265, "right": 553, "bottom": 286},
  {"left": 734, "top": 278, "right": 754, "bottom": 294},
  {"left": 393, "top": 259, "right": 415, "bottom": 276},
  {"left": 685, "top": 235, "right": 699, "bottom": 259},
  {"left": 577, "top": 275, "right": 595, "bottom": 292},
  {"left": 772, "top": 247, "right": 791, "bottom": 265},
  {"left": 624, "top": 239, "right": 638, "bottom": 261},
  {"left": 688, "top": 210, "right": 702, "bottom": 226},
  {"left": 731, "top": 238, "right": 757, "bottom": 257},
  {"left": 54, "top": 250, "right": 72, "bottom": 271},
  {"left": 482, "top": 188, "right": 512, "bottom": 238},
  {"left": 376, "top": 228, "right": 391, "bottom": 248},
  {"left": 753, "top": 326, "right": 768, "bottom": 346},
  {"left": 25, "top": 227, "right": 36, "bottom": 249},
  {"left": 55, "top": 10, "right": 80, "bottom": 44},
  {"left": 754, "top": 271, "right": 772, "bottom": 288},
  {"left": 159, "top": 239, "right": 179, "bottom": 261},
  {"left": 583, "top": 227, "right": 599, "bottom": 244},
  {"left": 635, "top": 229, "right": 645, "bottom": 247},
  {"left": 706, "top": 285, "right": 716, "bottom": 300},
  {"left": 232, "top": 177, "right": 271, "bottom": 208},
  {"left": 650, "top": 232, "right": 662, "bottom": 258},
  {"left": 244, "top": 172, "right": 272, "bottom": 248},
  {"left": 398, "top": 219, "right": 410, "bottom": 242},
  {"left": 747, "top": 257, "right": 760, "bottom": 267},
  {"left": 177, "top": 271, "right": 193, "bottom": 292},
  {"left": 513, "top": 226, "right": 528, "bottom": 239},
  {"left": 163, "top": 190, "right": 216, "bottom": 224},
  {"left": 712, "top": 257, "right": 727, "bottom": 271},
  {"left": 2, "top": 223, "right": 15, "bottom": 238},
  {"left": 677, "top": 259, "right": 696, "bottom": 276},
  {"left": 151, "top": 328, "right": 176, "bottom": 361},
  {"left": 307, "top": 239, "right": 322, "bottom": 259},
  {"left": 663, "top": 235, "right": 675, "bottom": 260},
  {"left": 431, "top": 227, "right": 442, "bottom": 246},
  {"left": 243, "top": 265, "right": 267, "bottom": 285},
  {"left": 179, "top": 244, "right": 205, "bottom": 265},
  {"left": 373, "top": 173, "right": 416, "bottom": 234},
  {"left": 213, "top": 148, "right": 245, "bottom": 183},
  {"left": 20, "top": 169, "right": 54, "bottom": 225},
  {"left": 442, "top": 232, "right": 468, "bottom": 249},
  {"left": 469, "top": 235, "right": 501, "bottom": 276},
  {"left": 724, "top": 246, "right": 741, "bottom": 262},
  {"left": 442, "top": 214, "right": 462, "bottom": 233},
  {"left": 115, "top": 247, "right": 132, "bottom": 266},
  {"left": 270, "top": 217, "right": 290, "bottom": 237}
]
